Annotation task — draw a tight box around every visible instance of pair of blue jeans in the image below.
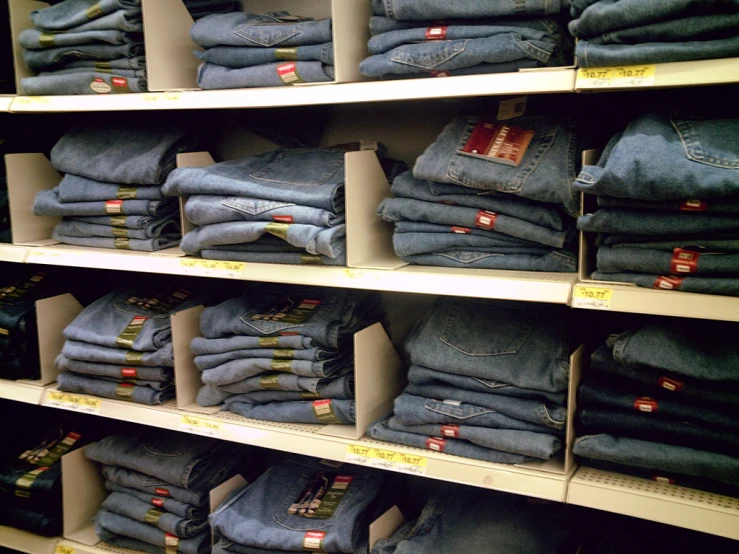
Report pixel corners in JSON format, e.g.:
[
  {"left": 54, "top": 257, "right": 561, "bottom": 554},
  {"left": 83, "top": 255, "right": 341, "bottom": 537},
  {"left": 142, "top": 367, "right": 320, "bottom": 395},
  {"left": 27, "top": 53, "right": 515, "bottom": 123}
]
[
  {"left": 105, "top": 481, "right": 206, "bottom": 520},
  {"left": 597, "top": 246, "right": 739, "bottom": 276},
  {"left": 578, "top": 209, "right": 739, "bottom": 236},
  {"left": 53, "top": 228, "right": 179, "bottom": 251},
  {"left": 597, "top": 195, "right": 739, "bottom": 214},
  {"left": 201, "top": 355, "right": 351, "bottom": 384},
  {"left": 591, "top": 271, "right": 739, "bottom": 296},
  {"left": 75, "top": 213, "right": 177, "bottom": 230},
  {"left": 197, "top": 61, "right": 334, "bottom": 89},
  {"left": 64, "top": 55, "right": 146, "bottom": 69},
  {"left": 31, "top": 0, "right": 141, "bottom": 32},
  {"left": 194, "top": 346, "right": 344, "bottom": 370},
  {"left": 199, "top": 249, "right": 347, "bottom": 266},
  {"left": 33, "top": 189, "right": 175, "bottom": 217},
  {"left": 23, "top": 42, "right": 145, "bottom": 72},
  {"left": 57, "top": 371, "right": 174, "bottom": 405},
  {"left": 102, "top": 492, "right": 207, "bottom": 538},
  {"left": 31, "top": 8, "right": 143, "bottom": 34},
  {"left": 393, "top": 229, "right": 548, "bottom": 255},
  {"left": 598, "top": 233, "right": 739, "bottom": 252},
  {"left": 59, "top": 175, "right": 164, "bottom": 202},
  {"left": 20, "top": 28, "right": 137, "bottom": 50},
  {"left": 184, "top": 0, "right": 241, "bottom": 20},
  {"left": 372, "top": 0, "right": 565, "bottom": 20},
  {"left": 224, "top": 397, "right": 355, "bottom": 424},
  {"left": 22, "top": 68, "right": 147, "bottom": 95},
  {"left": 55, "top": 216, "right": 179, "bottom": 240},
  {"left": 95, "top": 511, "right": 210, "bottom": 554},
  {"left": 101, "top": 465, "right": 207, "bottom": 507},
  {"left": 192, "top": 334, "right": 318, "bottom": 354},
  {"left": 62, "top": 339, "right": 174, "bottom": 367},
  {"left": 196, "top": 42, "right": 334, "bottom": 68}
]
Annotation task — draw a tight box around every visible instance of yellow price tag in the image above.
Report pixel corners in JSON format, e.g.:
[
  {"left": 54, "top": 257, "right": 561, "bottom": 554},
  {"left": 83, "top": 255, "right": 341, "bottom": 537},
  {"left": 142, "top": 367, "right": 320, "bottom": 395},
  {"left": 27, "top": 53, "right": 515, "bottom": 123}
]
[
  {"left": 142, "top": 93, "right": 182, "bottom": 103},
  {"left": 14, "top": 96, "right": 52, "bottom": 105},
  {"left": 572, "top": 286, "right": 612, "bottom": 310},
  {"left": 180, "top": 415, "right": 222, "bottom": 438},
  {"left": 577, "top": 65, "right": 655, "bottom": 88},
  {"left": 55, "top": 545, "right": 75, "bottom": 554},
  {"left": 26, "top": 249, "right": 62, "bottom": 263},
  {"left": 179, "top": 258, "right": 245, "bottom": 278},
  {"left": 46, "top": 392, "right": 101, "bottom": 414},
  {"left": 346, "top": 444, "right": 427, "bottom": 475}
]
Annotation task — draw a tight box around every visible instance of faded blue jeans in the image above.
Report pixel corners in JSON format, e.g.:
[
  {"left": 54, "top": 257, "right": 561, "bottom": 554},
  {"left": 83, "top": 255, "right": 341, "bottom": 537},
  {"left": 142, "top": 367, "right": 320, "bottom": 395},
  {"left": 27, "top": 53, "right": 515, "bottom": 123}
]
[
  {"left": 95, "top": 511, "right": 210, "bottom": 554},
  {"left": 201, "top": 356, "right": 351, "bottom": 384},
  {"left": 59, "top": 175, "right": 164, "bottom": 202},
  {"left": 22, "top": 69, "right": 147, "bottom": 95},
  {"left": 33, "top": 190, "right": 175, "bottom": 217},
  {"left": 372, "top": 0, "right": 565, "bottom": 20},
  {"left": 196, "top": 43, "right": 333, "bottom": 68},
  {"left": 20, "top": 28, "right": 136, "bottom": 49},
  {"left": 191, "top": 334, "right": 318, "bottom": 354},
  {"left": 597, "top": 246, "right": 739, "bottom": 276},
  {"left": 102, "top": 492, "right": 207, "bottom": 538},
  {"left": 194, "top": 345, "right": 344, "bottom": 369},
  {"left": 63, "top": 56, "right": 146, "bottom": 70},
  {"left": 55, "top": 216, "right": 179, "bottom": 240},
  {"left": 101, "top": 465, "right": 208, "bottom": 507},
  {"left": 197, "top": 61, "right": 334, "bottom": 89},
  {"left": 34, "top": 9, "right": 143, "bottom": 33},
  {"left": 105, "top": 482, "right": 205, "bottom": 520},
  {"left": 199, "top": 249, "right": 347, "bottom": 266},
  {"left": 31, "top": 0, "right": 141, "bottom": 32},
  {"left": 62, "top": 340, "right": 174, "bottom": 367},
  {"left": 75, "top": 213, "right": 177, "bottom": 230},
  {"left": 400, "top": 249, "right": 576, "bottom": 271},
  {"left": 225, "top": 397, "right": 355, "bottom": 424},
  {"left": 591, "top": 271, "right": 739, "bottom": 297},
  {"left": 393, "top": 231, "right": 551, "bottom": 256},
  {"left": 23, "top": 43, "right": 145, "bottom": 72},
  {"left": 52, "top": 229, "right": 179, "bottom": 251},
  {"left": 56, "top": 372, "right": 174, "bottom": 405},
  {"left": 55, "top": 354, "right": 173, "bottom": 381}
]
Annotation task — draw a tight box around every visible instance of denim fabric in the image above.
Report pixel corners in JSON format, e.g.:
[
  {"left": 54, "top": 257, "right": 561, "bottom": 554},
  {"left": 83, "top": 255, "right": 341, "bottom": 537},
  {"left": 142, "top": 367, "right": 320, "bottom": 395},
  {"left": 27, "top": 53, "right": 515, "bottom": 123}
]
[
  {"left": 102, "top": 465, "right": 208, "bottom": 507},
  {"left": 53, "top": 229, "right": 179, "bottom": 251},
  {"left": 105, "top": 482, "right": 206, "bottom": 520},
  {"left": 371, "top": 482, "right": 574, "bottom": 554},
  {"left": 98, "top": 530, "right": 209, "bottom": 554},
  {"left": 200, "top": 249, "right": 347, "bottom": 266},
  {"left": 60, "top": 8, "right": 142, "bottom": 32},
  {"left": 87, "top": 429, "right": 241, "bottom": 490},
  {"left": 611, "top": 321, "right": 739, "bottom": 381},
  {"left": 185, "top": 0, "right": 241, "bottom": 20},
  {"left": 379, "top": 59, "right": 543, "bottom": 78},
  {"left": 191, "top": 13, "right": 332, "bottom": 48},
  {"left": 369, "top": 416, "right": 532, "bottom": 464},
  {"left": 573, "top": 433, "right": 739, "bottom": 488},
  {"left": 578, "top": 407, "right": 739, "bottom": 458},
  {"left": 22, "top": 69, "right": 147, "bottom": 95},
  {"left": 393, "top": 393, "right": 553, "bottom": 433},
  {"left": 225, "top": 397, "right": 355, "bottom": 424},
  {"left": 210, "top": 457, "right": 382, "bottom": 553},
  {"left": 0, "top": 463, "right": 61, "bottom": 511},
  {"left": 371, "top": 0, "right": 565, "bottom": 20},
  {"left": 197, "top": 61, "right": 334, "bottom": 89},
  {"left": 75, "top": 213, "right": 178, "bottom": 230},
  {"left": 573, "top": 113, "right": 739, "bottom": 201},
  {"left": 587, "top": 13, "right": 739, "bottom": 45},
  {"left": 393, "top": 231, "right": 550, "bottom": 257},
  {"left": 0, "top": 505, "right": 61, "bottom": 537},
  {"left": 579, "top": 379, "right": 739, "bottom": 432},
  {"left": 63, "top": 55, "right": 147, "bottom": 70},
  {"left": 93, "top": 375, "right": 172, "bottom": 390},
  {"left": 391, "top": 170, "right": 570, "bottom": 231},
  {"left": 406, "top": 297, "right": 571, "bottom": 393},
  {"left": 181, "top": 222, "right": 344, "bottom": 258},
  {"left": 378, "top": 198, "right": 570, "bottom": 248},
  {"left": 162, "top": 149, "right": 346, "bottom": 212},
  {"left": 102, "top": 492, "right": 208, "bottom": 538},
  {"left": 210, "top": 387, "right": 351, "bottom": 407},
  {"left": 200, "top": 289, "right": 377, "bottom": 348},
  {"left": 33, "top": 189, "right": 175, "bottom": 217},
  {"left": 64, "top": 286, "right": 202, "bottom": 351},
  {"left": 402, "top": 248, "right": 576, "bottom": 271},
  {"left": 57, "top": 372, "right": 174, "bottom": 405},
  {"left": 414, "top": 115, "right": 579, "bottom": 215},
  {"left": 31, "top": 0, "right": 141, "bottom": 32},
  {"left": 195, "top": 346, "right": 343, "bottom": 370},
  {"left": 597, "top": 246, "right": 739, "bottom": 276},
  {"left": 59, "top": 175, "right": 164, "bottom": 202},
  {"left": 196, "top": 42, "right": 334, "bottom": 68},
  {"left": 184, "top": 195, "right": 342, "bottom": 227},
  {"left": 568, "top": 0, "right": 598, "bottom": 18},
  {"left": 578, "top": 210, "right": 739, "bottom": 236},
  {"left": 576, "top": 36, "right": 739, "bottom": 67},
  {"left": 51, "top": 122, "right": 196, "bottom": 186},
  {"left": 191, "top": 334, "right": 318, "bottom": 355},
  {"left": 568, "top": 0, "right": 739, "bottom": 39},
  {"left": 396, "top": 221, "right": 535, "bottom": 242},
  {"left": 387, "top": 417, "right": 560, "bottom": 459},
  {"left": 56, "top": 217, "right": 179, "bottom": 240},
  {"left": 20, "top": 28, "right": 135, "bottom": 49},
  {"left": 62, "top": 340, "right": 174, "bottom": 367},
  {"left": 23, "top": 43, "right": 145, "bottom": 72},
  {"left": 597, "top": 196, "right": 739, "bottom": 214},
  {"left": 56, "top": 353, "right": 173, "bottom": 381},
  {"left": 599, "top": 234, "right": 739, "bottom": 253},
  {"left": 201, "top": 356, "right": 350, "bottom": 384},
  {"left": 95, "top": 511, "right": 210, "bottom": 554},
  {"left": 591, "top": 271, "right": 739, "bottom": 297},
  {"left": 408, "top": 366, "right": 567, "bottom": 405}
]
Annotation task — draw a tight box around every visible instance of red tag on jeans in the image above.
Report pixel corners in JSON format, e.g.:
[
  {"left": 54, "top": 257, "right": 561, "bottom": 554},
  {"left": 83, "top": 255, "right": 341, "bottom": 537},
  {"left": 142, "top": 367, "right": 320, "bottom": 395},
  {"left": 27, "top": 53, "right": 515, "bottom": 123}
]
[
  {"left": 105, "top": 200, "right": 123, "bottom": 214},
  {"left": 634, "top": 397, "right": 658, "bottom": 413},
  {"left": 459, "top": 121, "right": 535, "bottom": 167},
  {"left": 670, "top": 249, "right": 699, "bottom": 274},
  {"left": 151, "top": 498, "right": 164, "bottom": 508},
  {"left": 652, "top": 476, "right": 675, "bottom": 484},
  {"left": 475, "top": 211, "right": 498, "bottom": 230},
  {"left": 653, "top": 276, "right": 684, "bottom": 290},
  {"left": 425, "top": 437, "right": 446, "bottom": 452},
  {"left": 276, "top": 62, "right": 304, "bottom": 85},
  {"left": 155, "top": 488, "right": 171, "bottom": 497},
  {"left": 440, "top": 425, "right": 459, "bottom": 438},
  {"left": 430, "top": 71, "right": 451, "bottom": 77},
  {"left": 425, "top": 26, "right": 448, "bottom": 40},
  {"left": 680, "top": 199, "right": 707, "bottom": 212},
  {"left": 658, "top": 376, "right": 685, "bottom": 392},
  {"left": 121, "top": 367, "right": 138, "bottom": 378},
  {"left": 272, "top": 215, "right": 294, "bottom": 223},
  {"left": 450, "top": 226, "right": 471, "bottom": 234},
  {"left": 302, "top": 531, "right": 326, "bottom": 552}
]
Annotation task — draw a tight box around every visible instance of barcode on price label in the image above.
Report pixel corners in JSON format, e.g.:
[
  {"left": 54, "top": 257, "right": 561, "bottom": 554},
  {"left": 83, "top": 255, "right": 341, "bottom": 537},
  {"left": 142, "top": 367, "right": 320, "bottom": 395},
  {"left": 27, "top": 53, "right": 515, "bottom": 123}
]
[
  {"left": 572, "top": 286, "right": 612, "bottom": 310},
  {"left": 577, "top": 65, "right": 656, "bottom": 88},
  {"left": 346, "top": 444, "right": 427, "bottom": 475}
]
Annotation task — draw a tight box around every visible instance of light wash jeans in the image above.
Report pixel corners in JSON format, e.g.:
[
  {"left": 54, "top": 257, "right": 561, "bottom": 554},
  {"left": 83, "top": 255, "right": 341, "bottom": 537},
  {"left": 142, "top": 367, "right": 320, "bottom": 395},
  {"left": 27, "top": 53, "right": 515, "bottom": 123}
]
[
  {"left": 53, "top": 228, "right": 179, "bottom": 251},
  {"left": 400, "top": 249, "right": 577, "bottom": 272},
  {"left": 57, "top": 372, "right": 173, "bottom": 405},
  {"left": 55, "top": 217, "right": 179, "bottom": 240},
  {"left": 197, "top": 61, "right": 334, "bottom": 89},
  {"left": 225, "top": 397, "right": 355, "bottom": 424},
  {"left": 199, "top": 249, "right": 346, "bottom": 266},
  {"left": 62, "top": 340, "right": 174, "bottom": 367},
  {"left": 101, "top": 465, "right": 207, "bottom": 507},
  {"left": 23, "top": 43, "right": 145, "bottom": 72},
  {"left": 95, "top": 511, "right": 210, "bottom": 554},
  {"left": 191, "top": 334, "right": 318, "bottom": 355},
  {"left": 59, "top": 175, "right": 164, "bottom": 202},
  {"left": 591, "top": 271, "right": 739, "bottom": 297},
  {"left": 102, "top": 492, "right": 207, "bottom": 538},
  {"left": 20, "top": 28, "right": 135, "bottom": 49},
  {"left": 201, "top": 356, "right": 351, "bottom": 384},
  {"left": 105, "top": 481, "right": 206, "bottom": 520},
  {"left": 55, "top": 354, "right": 173, "bottom": 381},
  {"left": 372, "top": 0, "right": 564, "bottom": 20},
  {"left": 196, "top": 43, "right": 333, "bottom": 68},
  {"left": 194, "top": 346, "right": 343, "bottom": 370},
  {"left": 31, "top": 0, "right": 141, "bottom": 32},
  {"left": 33, "top": 190, "right": 174, "bottom": 217}
]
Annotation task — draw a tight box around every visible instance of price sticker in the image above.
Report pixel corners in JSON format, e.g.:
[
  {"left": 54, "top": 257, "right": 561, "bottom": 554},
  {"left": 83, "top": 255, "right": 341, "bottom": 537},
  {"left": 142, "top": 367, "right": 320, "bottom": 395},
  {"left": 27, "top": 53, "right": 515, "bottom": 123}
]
[
  {"left": 142, "top": 93, "right": 182, "bottom": 105},
  {"left": 14, "top": 96, "right": 52, "bottom": 106},
  {"left": 26, "top": 249, "right": 62, "bottom": 264},
  {"left": 180, "top": 415, "right": 222, "bottom": 438},
  {"left": 577, "top": 65, "right": 656, "bottom": 88},
  {"left": 179, "top": 258, "right": 245, "bottom": 279},
  {"left": 55, "top": 546, "right": 75, "bottom": 554},
  {"left": 346, "top": 444, "right": 427, "bottom": 475},
  {"left": 572, "top": 286, "right": 612, "bottom": 310},
  {"left": 46, "top": 391, "right": 101, "bottom": 414}
]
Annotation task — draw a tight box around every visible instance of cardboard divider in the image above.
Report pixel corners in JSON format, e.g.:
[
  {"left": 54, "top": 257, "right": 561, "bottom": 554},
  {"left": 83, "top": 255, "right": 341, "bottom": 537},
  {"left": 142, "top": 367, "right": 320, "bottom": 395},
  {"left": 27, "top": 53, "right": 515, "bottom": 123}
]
[
  {"left": 172, "top": 305, "right": 211, "bottom": 412},
  {"left": 32, "top": 293, "right": 84, "bottom": 386},
  {"left": 7, "top": 0, "right": 47, "bottom": 95}
]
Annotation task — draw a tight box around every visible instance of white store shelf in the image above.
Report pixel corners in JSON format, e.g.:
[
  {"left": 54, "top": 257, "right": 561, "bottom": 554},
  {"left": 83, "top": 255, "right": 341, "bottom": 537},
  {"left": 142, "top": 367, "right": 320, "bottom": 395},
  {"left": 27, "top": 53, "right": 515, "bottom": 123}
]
[
  {"left": 0, "top": 243, "right": 29, "bottom": 263},
  {"left": 0, "top": 379, "right": 49, "bottom": 404},
  {"left": 41, "top": 389, "right": 572, "bottom": 502},
  {"left": 0, "top": 526, "right": 59, "bottom": 554},
  {"left": 568, "top": 467, "right": 739, "bottom": 541},
  {"left": 56, "top": 539, "right": 144, "bottom": 554},
  {"left": 9, "top": 69, "right": 576, "bottom": 113},
  {"left": 0, "top": 95, "right": 13, "bottom": 112}
]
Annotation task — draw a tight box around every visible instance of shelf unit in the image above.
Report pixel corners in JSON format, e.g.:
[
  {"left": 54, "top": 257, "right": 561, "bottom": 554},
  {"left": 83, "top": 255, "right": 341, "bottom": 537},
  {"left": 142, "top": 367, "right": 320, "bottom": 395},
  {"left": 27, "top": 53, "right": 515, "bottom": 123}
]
[
  {"left": 0, "top": 95, "right": 12, "bottom": 112},
  {"left": 0, "top": 380, "right": 50, "bottom": 404},
  {"left": 0, "top": 527, "right": 59, "bottom": 554}
]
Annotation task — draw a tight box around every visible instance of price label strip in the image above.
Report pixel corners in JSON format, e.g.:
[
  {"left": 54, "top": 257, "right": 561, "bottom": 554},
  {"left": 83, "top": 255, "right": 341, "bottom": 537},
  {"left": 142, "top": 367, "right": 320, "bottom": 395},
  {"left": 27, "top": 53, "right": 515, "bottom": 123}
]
[
  {"left": 577, "top": 65, "right": 656, "bottom": 88},
  {"left": 46, "top": 391, "right": 101, "bottom": 414},
  {"left": 572, "top": 286, "right": 612, "bottom": 310},
  {"left": 180, "top": 415, "right": 222, "bottom": 438},
  {"left": 346, "top": 444, "right": 427, "bottom": 475},
  {"left": 179, "top": 259, "right": 245, "bottom": 279},
  {"left": 26, "top": 249, "right": 63, "bottom": 264},
  {"left": 55, "top": 545, "right": 75, "bottom": 554}
]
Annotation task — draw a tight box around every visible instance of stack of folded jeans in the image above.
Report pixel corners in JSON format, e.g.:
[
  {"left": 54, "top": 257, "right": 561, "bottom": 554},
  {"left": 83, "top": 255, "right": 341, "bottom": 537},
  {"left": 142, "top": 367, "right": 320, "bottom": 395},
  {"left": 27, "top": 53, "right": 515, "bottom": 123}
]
[
  {"left": 20, "top": 0, "right": 147, "bottom": 95},
  {"left": 575, "top": 112, "right": 739, "bottom": 296},
  {"left": 573, "top": 319, "right": 739, "bottom": 496},
  {"left": 361, "top": 0, "right": 571, "bottom": 79},
  {"left": 191, "top": 11, "right": 334, "bottom": 89},
  {"left": 378, "top": 114, "right": 578, "bottom": 271},
  {"left": 32, "top": 122, "right": 196, "bottom": 252},
  {"left": 163, "top": 146, "right": 354, "bottom": 265},
  {"left": 0, "top": 423, "right": 88, "bottom": 536},
  {"left": 55, "top": 284, "right": 204, "bottom": 405},
  {"left": 370, "top": 297, "right": 570, "bottom": 464},
  {"left": 211, "top": 456, "right": 386, "bottom": 554},
  {"left": 88, "top": 429, "right": 244, "bottom": 554},
  {"left": 194, "top": 286, "right": 384, "bottom": 425},
  {"left": 0, "top": 269, "right": 59, "bottom": 381},
  {"left": 569, "top": 0, "right": 739, "bottom": 67}
]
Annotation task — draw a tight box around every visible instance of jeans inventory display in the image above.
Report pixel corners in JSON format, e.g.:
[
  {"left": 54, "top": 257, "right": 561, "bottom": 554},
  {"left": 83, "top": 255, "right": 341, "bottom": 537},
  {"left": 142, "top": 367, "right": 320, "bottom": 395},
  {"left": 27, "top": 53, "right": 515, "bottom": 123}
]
[
  {"left": 576, "top": 112, "right": 739, "bottom": 296},
  {"left": 191, "top": 12, "right": 335, "bottom": 89},
  {"left": 55, "top": 284, "right": 205, "bottom": 405},
  {"left": 20, "top": 0, "right": 147, "bottom": 95},
  {"left": 573, "top": 319, "right": 739, "bottom": 495},
  {"left": 370, "top": 297, "right": 570, "bottom": 464},
  {"left": 568, "top": 0, "right": 739, "bottom": 67},
  {"left": 378, "top": 112, "right": 578, "bottom": 271},
  {"left": 0, "top": 423, "right": 88, "bottom": 536},
  {"left": 89, "top": 429, "right": 246, "bottom": 554},
  {"left": 210, "top": 456, "right": 387, "bottom": 554},
  {"left": 193, "top": 286, "right": 384, "bottom": 425},
  {"left": 32, "top": 122, "right": 196, "bottom": 252}
]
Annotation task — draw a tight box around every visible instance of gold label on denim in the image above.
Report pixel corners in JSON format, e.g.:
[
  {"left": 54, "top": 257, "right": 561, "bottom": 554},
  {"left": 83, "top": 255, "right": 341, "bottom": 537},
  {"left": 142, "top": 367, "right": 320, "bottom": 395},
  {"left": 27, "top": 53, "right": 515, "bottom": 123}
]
[
  {"left": 258, "top": 337, "right": 281, "bottom": 348},
  {"left": 112, "top": 228, "right": 129, "bottom": 238},
  {"left": 300, "top": 255, "right": 323, "bottom": 265},
  {"left": 259, "top": 375, "right": 281, "bottom": 389},
  {"left": 275, "top": 47, "right": 299, "bottom": 61},
  {"left": 114, "top": 238, "right": 132, "bottom": 250},
  {"left": 116, "top": 187, "right": 138, "bottom": 200},
  {"left": 271, "top": 360, "right": 292, "bottom": 372},
  {"left": 38, "top": 34, "right": 55, "bottom": 47},
  {"left": 96, "top": 62, "right": 113, "bottom": 72},
  {"left": 117, "top": 315, "right": 149, "bottom": 348},
  {"left": 110, "top": 216, "right": 127, "bottom": 226},
  {"left": 115, "top": 384, "right": 134, "bottom": 400},
  {"left": 272, "top": 349, "right": 295, "bottom": 359},
  {"left": 312, "top": 399, "right": 342, "bottom": 424},
  {"left": 145, "top": 509, "right": 164, "bottom": 524},
  {"left": 86, "top": 2, "right": 104, "bottom": 19},
  {"left": 125, "top": 350, "right": 144, "bottom": 365},
  {"left": 265, "top": 222, "right": 290, "bottom": 240}
]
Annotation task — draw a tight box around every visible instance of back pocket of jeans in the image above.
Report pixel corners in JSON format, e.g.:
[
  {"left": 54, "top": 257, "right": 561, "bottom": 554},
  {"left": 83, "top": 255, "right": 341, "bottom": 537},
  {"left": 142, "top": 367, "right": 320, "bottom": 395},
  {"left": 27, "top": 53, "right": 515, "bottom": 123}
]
[
  {"left": 390, "top": 40, "right": 467, "bottom": 70},
  {"left": 425, "top": 399, "right": 497, "bottom": 420},
  {"left": 670, "top": 113, "right": 739, "bottom": 169},
  {"left": 233, "top": 24, "right": 302, "bottom": 47},
  {"left": 250, "top": 150, "right": 344, "bottom": 186},
  {"left": 222, "top": 197, "right": 295, "bottom": 215},
  {"left": 440, "top": 299, "right": 535, "bottom": 356}
]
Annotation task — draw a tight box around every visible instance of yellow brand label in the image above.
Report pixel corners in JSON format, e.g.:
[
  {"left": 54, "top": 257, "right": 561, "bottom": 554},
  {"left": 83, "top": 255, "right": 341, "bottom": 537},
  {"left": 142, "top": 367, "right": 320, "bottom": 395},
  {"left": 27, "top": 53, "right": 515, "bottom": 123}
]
[{"left": 577, "top": 65, "right": 656, "bottom": 88}]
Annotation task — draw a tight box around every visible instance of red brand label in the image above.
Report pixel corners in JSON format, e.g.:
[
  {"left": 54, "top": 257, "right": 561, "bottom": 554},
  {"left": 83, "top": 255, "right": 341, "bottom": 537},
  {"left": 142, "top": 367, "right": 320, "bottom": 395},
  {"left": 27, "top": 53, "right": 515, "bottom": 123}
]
[
  {"left": 459, "top": 121, "right": 535, "bottom": 167},
  {"left": 155, "top": 488, "right": 170, "bottom": 497},
  {"left": 151, "top": 498, "right": 164, "bottom": 507},
  {"left": 276, "top": 62, "right": 303, "bottom": 85},
  {"left": 68, "top": 432, "right": 82, "bottom": 440},
  {"left": 680, "top": 199, "right": 707, "bottom": 212},
  {"left": 634, "top": 397, "right": 658, "bottom": 413},
  {"left": 440, "top": 425, "right": 459, "bottom": 438},
  {"left": 670, "top": 248, "right": 699, "bottom": 274},
  {"left": 333, "top": 475, "right": 354, "bottom": 488},
  {"left": 450, "top": 226, "right": 471, "bottom": 234},
  {"left": 121, "top": 368, "right": 138, "bottom": 378},
  {"left": 658, "top": 376, "right": 685, "bottom": 392},
  {"left": 301, "top": 299, "right": 322, "bottom": 306},
  {"left": 105, "top": 200, "right": 124, "bottom": 213},
  {"left": 425, "top": 437, "right": 446, "bottom": 452},
  {"left": 425, "top": 26, "right": 448, "bottom": 40},
  {"left": 302, "top": 531, "right": 326, "bottom": 552},
  {"left": 430, "top": 71, "right": 451, "bottom": 77},
  {"left": 652, "top": 476, "right": 675, "bottom": 484},
  {"left": 111, "top": 77, "right": 127, "bottom": 87},
  {"left": 653, "top": 276, "right": 684, "bottom": 290},
  {"left": 475, "top": 211, "right": 498, "bottom": 230},
  {"left": 272, "top": 215, "right": 294, "bottom": 223}
]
